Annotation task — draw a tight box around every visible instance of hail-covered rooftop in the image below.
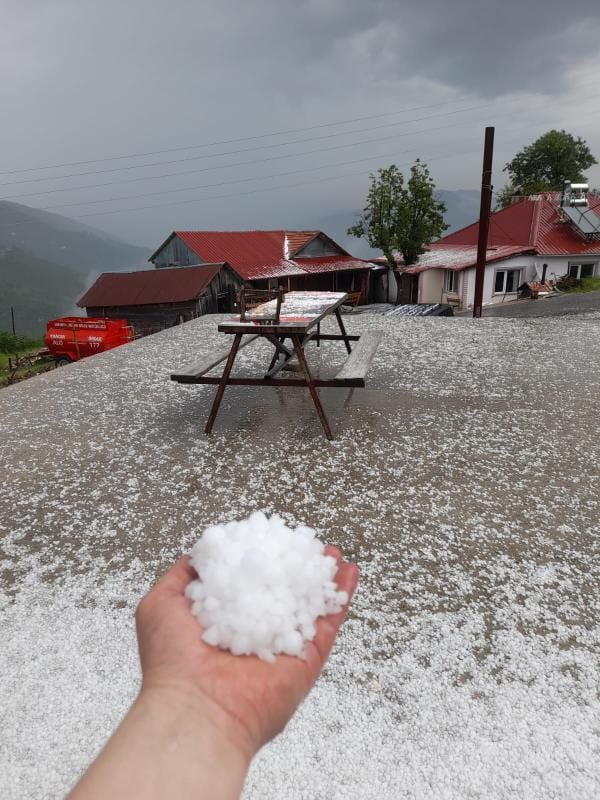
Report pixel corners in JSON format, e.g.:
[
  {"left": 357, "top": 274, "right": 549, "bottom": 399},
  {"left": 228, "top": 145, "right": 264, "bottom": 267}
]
[{"left": 1, "top": 310, "right": 599, "bottom": 798}]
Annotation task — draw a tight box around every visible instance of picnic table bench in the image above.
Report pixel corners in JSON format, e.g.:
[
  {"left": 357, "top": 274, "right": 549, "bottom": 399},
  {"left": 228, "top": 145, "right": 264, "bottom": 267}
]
[{"left": 171, "top": 291, "right": 381, "bottom": 440}]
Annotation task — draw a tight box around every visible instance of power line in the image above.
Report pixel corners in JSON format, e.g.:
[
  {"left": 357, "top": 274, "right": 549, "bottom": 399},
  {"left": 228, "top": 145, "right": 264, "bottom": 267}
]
[
  {"left": 33, "top": 122, "right": 489, "bottom": 211},
  {"left": 0, "top": 97, "right": 496, "bottom": 178},
  {"left": 0, "top": 103, "right": 492, "bottom": 189},
  {"left": 5, "top": 101, "right": 600, "bottom": 228},
  {"left": 3, "top": 73, "right": 599, "bottom": 179},
  {"left": 38, "top": 145, "right": 452, "bottom": 211},
  {"left": 65, "top": 107, "right": 600, "bottom": 222},
  {"left": 4, "top": 87, "right": 599, "bottom": 202},
  {"left": 485, "top": 215, "right": 522, "bottom": 246},
  {"left": 67, "top": 146, "right": 484, "bottom": 220},
  {"left": 1, "top": 143, "right": 483, "bottom": 225},
  {"left": 31, "top": 101, "right": 600, "bottom": 214},
  {"left": 0, "top": 106, "right": 490, "bottom": 198},
  {"left": 0, "top": 68, "right": 596, "bottom": 185},
  {"left": 2, "top": 75, "right": 598, "bottom": 181}
]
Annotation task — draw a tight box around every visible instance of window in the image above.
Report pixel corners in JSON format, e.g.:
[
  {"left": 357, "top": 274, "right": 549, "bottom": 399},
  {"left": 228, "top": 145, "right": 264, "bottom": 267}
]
[
  {"left": 568, "top": 263, "right": 597, "bottom": 279},
  {"left": 494, "top": 269, "right": 521, "bottom": 294},
  {"left": 445, "top": 270, "right": 457, "bottom": 293}
]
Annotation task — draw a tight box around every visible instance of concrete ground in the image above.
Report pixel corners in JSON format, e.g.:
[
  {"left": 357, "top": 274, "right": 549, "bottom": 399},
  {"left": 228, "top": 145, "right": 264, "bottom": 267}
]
[{"left": 1, "top": 311, "right": 599, "bottom": 798}]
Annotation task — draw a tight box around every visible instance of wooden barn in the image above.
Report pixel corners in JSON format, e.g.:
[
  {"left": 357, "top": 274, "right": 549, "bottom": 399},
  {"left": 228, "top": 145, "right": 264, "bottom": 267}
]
[
  {"left": 149, "top": 230, "right": 383, "bottom": 302},
  {"left": 77, "top": 263, "right": 244, "bottom": 335}
]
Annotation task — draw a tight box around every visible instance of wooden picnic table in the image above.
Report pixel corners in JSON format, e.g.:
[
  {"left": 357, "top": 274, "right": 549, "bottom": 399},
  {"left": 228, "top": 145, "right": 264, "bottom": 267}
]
[{"left": 171, "top": 291, "right": 381, "bottom": 440}]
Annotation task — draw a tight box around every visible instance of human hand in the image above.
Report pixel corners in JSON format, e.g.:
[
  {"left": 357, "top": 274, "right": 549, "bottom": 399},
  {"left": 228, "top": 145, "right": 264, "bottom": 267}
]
[{"left": 135, "top": 546, "right": 358, "bottom": 762}]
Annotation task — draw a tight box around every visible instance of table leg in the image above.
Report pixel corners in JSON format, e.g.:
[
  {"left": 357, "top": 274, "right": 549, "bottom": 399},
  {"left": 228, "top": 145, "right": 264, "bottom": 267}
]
[
  {"left": 334, "top": 308, "right": 352, "bottom": 354},
  {"left": 291, "top": 334, "right": 333, "bottom": 441},
  {"left": 265, "top": 335, "right": 292, "bottom": 376},
  {"left": 205, "top": 334, "right": 242, "bottom": 434},
  {"left": 266, "top": 336, "right": 282, "bottom": 373}
]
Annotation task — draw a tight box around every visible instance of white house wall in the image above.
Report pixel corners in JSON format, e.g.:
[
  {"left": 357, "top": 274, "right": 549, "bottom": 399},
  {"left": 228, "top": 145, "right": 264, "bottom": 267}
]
[
  {"left": 416, "top": 253, "right": 599, "bottom": 309},
  {"left": 464, "top": 256, "right": 537, "bottom": 308},
  {"left": 418, "top": 269, "right": 444, "bottom": 304},
  {"left": 461, "top": 255, "right": 596, "bottom": 308}
]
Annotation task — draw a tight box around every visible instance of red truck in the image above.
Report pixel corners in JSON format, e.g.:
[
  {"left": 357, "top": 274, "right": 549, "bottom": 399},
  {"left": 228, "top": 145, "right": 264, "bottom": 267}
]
[{"left": 43, "top": 317, "right": 134, "bottom": 366}]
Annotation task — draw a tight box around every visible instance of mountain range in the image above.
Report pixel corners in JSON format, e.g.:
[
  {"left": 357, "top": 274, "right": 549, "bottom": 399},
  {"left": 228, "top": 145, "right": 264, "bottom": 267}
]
[
  {"left": 0, "top": 201, "right": 149, "bottom": 335},
  {"left": 0, "top": 190, "right": 480, "bottom": 336}
]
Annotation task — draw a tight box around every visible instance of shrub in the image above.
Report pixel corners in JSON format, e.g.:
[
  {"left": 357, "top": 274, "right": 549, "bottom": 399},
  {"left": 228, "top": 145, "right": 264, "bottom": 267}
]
[
  {"left": 0, "top": 330, "right": 41, "bottom": 353},
  {"left": 579, "top": 276, "right": 600, "bottom": 293},
  {"left": 556, "top": 275, "right": 600, "bottom": 294},
  {"left": 556, "top": 275, "right": 582, "bottom": 291}
]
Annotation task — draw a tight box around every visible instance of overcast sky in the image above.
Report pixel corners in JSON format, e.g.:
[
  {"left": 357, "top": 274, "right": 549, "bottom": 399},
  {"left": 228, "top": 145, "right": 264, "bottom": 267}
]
[{"left": 1, "top": 0, "right": 600, "bottom": 247}]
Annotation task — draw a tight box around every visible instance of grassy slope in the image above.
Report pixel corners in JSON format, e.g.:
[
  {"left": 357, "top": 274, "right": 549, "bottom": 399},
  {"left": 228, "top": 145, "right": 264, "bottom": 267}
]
[
  {"left": 567, "top": 276, "right": 600, "bottom": 293},
  {"left": 0, "top": 346, "right": 54, "bottom": 388},
  {"left": 0, "top": 247, "right": 87, "bottom": 336}
]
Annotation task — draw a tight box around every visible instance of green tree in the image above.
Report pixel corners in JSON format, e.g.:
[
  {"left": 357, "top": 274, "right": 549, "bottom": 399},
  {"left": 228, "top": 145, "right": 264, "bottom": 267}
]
[
  {"left": 498, "top": 130, "right": 597, "bottom": 207},
  {"left": 348, "top": 160, "right": 447, "bottom": 267}
]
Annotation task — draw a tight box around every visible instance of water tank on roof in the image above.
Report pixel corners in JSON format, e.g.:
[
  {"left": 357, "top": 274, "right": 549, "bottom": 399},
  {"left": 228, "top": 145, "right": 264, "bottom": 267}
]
[
  {"left": 560, "top": 181, "right": 600, "bottom": 239},
  {"left": 561, "top": 180, "right": 589, "bottom": 208}
]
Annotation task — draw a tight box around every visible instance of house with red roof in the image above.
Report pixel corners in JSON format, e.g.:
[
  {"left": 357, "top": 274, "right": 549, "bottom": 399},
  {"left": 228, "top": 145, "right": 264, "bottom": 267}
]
[
  {"left": 77, "top": 263, "right": 244, "bottom": 334},
  {"left": 378, "top": 191, "right": 600, "bottom": 310},
  {"left": 76, "top": 229, "right": 385, "bottom": 335},
  {"left": 148, "top": 230, "right": 383, "bottom": 301}
]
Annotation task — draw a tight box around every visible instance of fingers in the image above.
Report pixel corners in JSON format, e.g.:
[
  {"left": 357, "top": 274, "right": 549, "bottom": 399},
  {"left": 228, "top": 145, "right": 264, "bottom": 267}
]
[
  {"left": 152, "top": 556, "right": 197, "bottom": 596},
  {"left": 307, "top": 558, "right": 359, "bottom": 673},
  {"left": 334, "top": 560, "right": 359, "bottom": 599},
  {"left": 324, "top": 544, "right": 342, "bottom": 564},
  {"left": 324, "top": 545, "right": 358, "bottom": 601}
]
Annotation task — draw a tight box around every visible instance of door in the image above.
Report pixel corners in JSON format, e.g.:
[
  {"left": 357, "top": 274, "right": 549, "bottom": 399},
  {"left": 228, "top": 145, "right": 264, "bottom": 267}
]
[{"left": 397, "top": 274, "right": 418, "bottom": 304}]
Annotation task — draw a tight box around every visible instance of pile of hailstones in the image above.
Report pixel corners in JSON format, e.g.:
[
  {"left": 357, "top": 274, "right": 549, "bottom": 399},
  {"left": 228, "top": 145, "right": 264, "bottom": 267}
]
[{"left": 186, "top": 512, "right": 348, "bottom": 662}]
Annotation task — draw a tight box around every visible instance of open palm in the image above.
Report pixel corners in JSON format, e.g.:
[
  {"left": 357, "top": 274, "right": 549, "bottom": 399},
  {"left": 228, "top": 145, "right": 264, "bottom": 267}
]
[{"left": 136, "top": 547, "right": 358, "bottom": 759}]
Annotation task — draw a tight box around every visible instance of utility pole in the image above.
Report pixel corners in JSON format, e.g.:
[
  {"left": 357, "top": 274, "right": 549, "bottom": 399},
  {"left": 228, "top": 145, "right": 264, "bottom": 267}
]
[
  {"left": 473, "top": 127, "right": 495, "bottom": 318},
  {"left": 10, "top": 306, "right": 16, "bottom": 336}
]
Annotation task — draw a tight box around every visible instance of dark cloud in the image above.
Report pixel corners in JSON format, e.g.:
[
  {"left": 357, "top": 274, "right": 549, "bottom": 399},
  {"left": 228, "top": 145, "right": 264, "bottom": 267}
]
[
  {"left": 388, "top": 1, "right": 600, "bottom": 94},
  {"left": 0, "top": 0, "right": 599, "bottom": 245},
  {"left": 209, "top": 1, "right": 600, "bottom": 95}
]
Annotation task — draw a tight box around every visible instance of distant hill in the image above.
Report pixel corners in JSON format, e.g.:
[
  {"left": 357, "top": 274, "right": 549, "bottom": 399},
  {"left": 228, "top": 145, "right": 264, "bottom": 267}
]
[
  {"left": 0, "top": 201, "right": 150, "bottom": 336},
  {"left": 312, "top": 189, "right": 481, "bottom": 259},
  {"left": 0, "top": 201, "right": 149, "bottom": 273},
  {"left": 0, "top": 246, "right": 87, "bottom": 336}
]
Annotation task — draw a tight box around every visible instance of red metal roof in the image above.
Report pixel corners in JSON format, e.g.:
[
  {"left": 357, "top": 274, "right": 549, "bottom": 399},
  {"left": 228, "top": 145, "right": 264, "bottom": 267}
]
[
  {"left": 171, "top": 231, "right": 305, "bottom": 280},
  {"left": 294, "top": 255, "right": 372, "bottom": 273},
  {"left": 285, "top": 231, "right": 319, "bottom": 256},
  {"left": 530, "top": 194, "right": 600, "bottom": 255},
  {"left": 379, "top": 193, "right": 600, "bottom": 273},
  {"left": 77, "top": 264, "right": 224, "bottom": 307},
  {"left": 374, "top": 245, "right": 535, "bottom": 274},
  {"left": 441, "top": 193, "right": 600, "bottom": 256},
  {"left": 151, "top": 231, "right": 368, "bottom": 281}
]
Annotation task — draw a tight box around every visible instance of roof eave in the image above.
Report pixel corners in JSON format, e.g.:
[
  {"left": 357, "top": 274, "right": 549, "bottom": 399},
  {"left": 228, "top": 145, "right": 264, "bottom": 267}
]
[{"left": 396, "top": 247, "right": 538, "bottom": 274}]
